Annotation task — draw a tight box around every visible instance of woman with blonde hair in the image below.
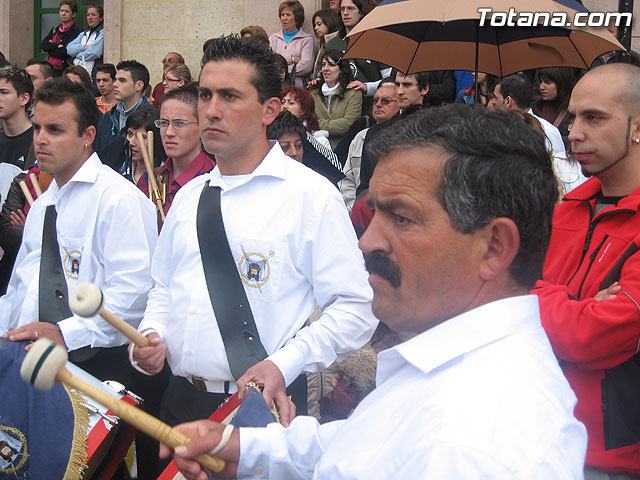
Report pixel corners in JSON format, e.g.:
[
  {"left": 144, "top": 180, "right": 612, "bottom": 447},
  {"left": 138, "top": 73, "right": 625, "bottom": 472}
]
[{"left": 162, "top": 64, "right": 191, "bottom": 93}]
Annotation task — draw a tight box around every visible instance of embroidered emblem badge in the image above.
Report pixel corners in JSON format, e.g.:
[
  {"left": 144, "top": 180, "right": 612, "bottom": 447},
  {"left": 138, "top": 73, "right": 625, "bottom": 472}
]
[
  {"left": 238, "top": 245, "right": 275, "bottom": 292},
  {"left": 0, "top": 425, "right": 28, "bottom": 473},
  {"left": 62, "top": 249, "right": 82, "bottom": 280}
]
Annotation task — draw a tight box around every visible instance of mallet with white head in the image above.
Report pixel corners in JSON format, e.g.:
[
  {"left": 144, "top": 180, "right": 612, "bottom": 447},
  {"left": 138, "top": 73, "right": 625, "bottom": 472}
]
[
  {"left": 20, "top": 339, "right": 226, "bottom": 473},
  {"left": 69, "top": 283, "right": 149, "bottom": 348}
]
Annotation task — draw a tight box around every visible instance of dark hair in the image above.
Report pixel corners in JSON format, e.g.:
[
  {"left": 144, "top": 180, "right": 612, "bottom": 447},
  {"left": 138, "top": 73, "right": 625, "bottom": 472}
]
[
  {"left": 266, "top": 110, "right": 306, "bottom": 142},
  {"left": 201, "top": 35, "right": 282, "bottom": 103},
  {"left": 365, "top": 104, "right": 558, "bottom": 288},
  {"left": 278, "top": 1, "right": 305, "bottom": 29},
  {"left": 496, "top": 74, "right": 533, "bottom": 110},
  {"left": 86, "top": 5, "right": 104, "bottom": 18},
  {"left": 125, "top": 106, "right": 166, "bottom": 167},
  {"left": 59, "top": 0, "right": 77, "bottom": 14},
  {"left": 322, "top": 49, "right": 352, "bottom": 96},
  {"left": 34, "top": 77, "right": 100, "bottom": 135},
  {"left": 27, "top": 58, "right": 54, "bottom": 80},
  {"left": 393, "top": 69, "right": 430, "bottom": 91},
  {"left": 95, "top": 63, "right": 116, "bottom": 80},
  {"left": 282, "top": 85, "right": 320, "bottom": 132},
  {"left": 535, "top": 67, "right": 578, "bottom": 112},
  {"left": 338, "top": 0, "right": 371, "bottom": 36},
  {"left": 63, "top": 64, "right": 93, "bottom": 91},
  {"left": 116, "top": 60, "right": 150, "bottom": 91},
  {"left": 312, "top": 9, "right": 341, "bottom": 38},
  {"left": 159, "top": 82, "right": 199, "bottom": 117},
  {"left": 0, "top": 65, "right": 34, "bottom": 109},
  {"left": 273, "top": 53, "right": 290, "bottom": 84},
  {"left": 240, "top": 25, "right": 270, "bottom": 47}
]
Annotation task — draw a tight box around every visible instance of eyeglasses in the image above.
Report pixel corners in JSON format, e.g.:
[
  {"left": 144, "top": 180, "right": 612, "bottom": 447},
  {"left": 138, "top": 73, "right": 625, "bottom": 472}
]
[
  {"left": 373, "top": 96, "right": 397, "bottom": 106},
  {"left": 164, "top": 77, "right": 180, "bottom": 83},
  {"left": 154, "top": 119, "right": 198, "bottom": 129}
]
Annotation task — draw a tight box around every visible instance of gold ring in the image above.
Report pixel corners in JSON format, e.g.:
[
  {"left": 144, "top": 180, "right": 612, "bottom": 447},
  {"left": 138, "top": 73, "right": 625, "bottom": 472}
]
[{"left": 34, "top": 331, "right": 38, "bottom": 340}]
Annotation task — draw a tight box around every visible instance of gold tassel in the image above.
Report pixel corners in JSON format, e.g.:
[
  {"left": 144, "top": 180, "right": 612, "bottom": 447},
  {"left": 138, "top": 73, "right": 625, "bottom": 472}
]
[{"left": 62, "top": 385, "right": 89, "bottom": 480}]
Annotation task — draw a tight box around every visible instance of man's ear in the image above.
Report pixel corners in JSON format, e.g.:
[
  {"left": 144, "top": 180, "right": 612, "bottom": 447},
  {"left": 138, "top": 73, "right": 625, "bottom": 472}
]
[
  {"left": 82, "top": 125, "right": 97, "bottom": 149},
  {"left": 476, "top": 217, "right": 520, "bottom": 282},
  {"left": 631, "top": 115, "right": 640, "bottom": 144},
  {"left": 262, "top": 96, "right": 282, "bottom": 127},
  {"left": 420, "top": 84, "right": 430, "bottom": 97},
  {"left": 19, "top": 92, "right": 30, "bottom": 109},
  {"left": 134, "top": 80, "right": 145, "bottom": 94}
]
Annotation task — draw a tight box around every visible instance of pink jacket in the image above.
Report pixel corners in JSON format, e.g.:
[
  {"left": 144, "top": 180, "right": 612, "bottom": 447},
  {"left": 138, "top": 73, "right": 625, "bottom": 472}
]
[{"left": 270, "top": 29, "right": 315, "bottom": 86}]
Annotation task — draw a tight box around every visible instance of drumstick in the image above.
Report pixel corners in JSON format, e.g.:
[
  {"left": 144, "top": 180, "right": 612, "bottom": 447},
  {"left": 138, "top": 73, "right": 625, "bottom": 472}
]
[
  {"left": 147, "top": 130, "right": 155, "bottom": 169},
  {"left": 21, "top": 339, "right": 226, "bottom": 473},
  {"left": 19, "top": 180, "right": 35, "bottom": 206},
  {"left": 29, "top": 173, "right": 43, "bottom": 197},
  {"left": 136, "top": 132, "right": 166, "bottom": 223},
  {"left": 69, "top": 283, "right": 150, "bottom": 348}
]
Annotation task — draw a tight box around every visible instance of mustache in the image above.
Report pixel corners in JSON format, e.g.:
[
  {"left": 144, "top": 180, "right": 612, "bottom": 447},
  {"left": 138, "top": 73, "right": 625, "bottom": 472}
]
[{"left": 364, "top": 252, "right": 402, "bottom": 288}]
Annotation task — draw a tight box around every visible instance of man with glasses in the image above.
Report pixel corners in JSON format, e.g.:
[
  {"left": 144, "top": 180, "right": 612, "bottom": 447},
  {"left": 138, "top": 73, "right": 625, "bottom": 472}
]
[
  {"left": 139, "top": 83, "right": 215, "bottom": 216},
  {"left": 151, "top": 52, "right": 185, "bottom": 105},
  {"left": 339, "top": 80, "right": 398, "bottom": 211}
]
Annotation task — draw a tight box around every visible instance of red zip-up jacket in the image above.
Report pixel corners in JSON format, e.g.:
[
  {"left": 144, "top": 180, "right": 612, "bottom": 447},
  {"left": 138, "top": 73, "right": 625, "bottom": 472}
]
[{"left": 534, "top": 177, "right": 640, "bottom": 475}]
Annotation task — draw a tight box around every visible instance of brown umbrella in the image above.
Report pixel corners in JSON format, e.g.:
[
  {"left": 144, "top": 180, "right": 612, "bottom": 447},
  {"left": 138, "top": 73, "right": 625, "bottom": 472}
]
[{"left": 343, "top": 0, "right": 624, "bottom": 76}]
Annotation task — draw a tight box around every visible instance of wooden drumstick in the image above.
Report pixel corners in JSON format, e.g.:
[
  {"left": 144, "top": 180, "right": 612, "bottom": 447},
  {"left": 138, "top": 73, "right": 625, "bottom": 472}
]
[
  {"left": 147, "top": 130, "right": 155, "bottom": 169},
  {"left": 19, "top": 180, "right": 35, "bottom": 206},
  {"left": 29, "top": 173, "right": 43, "bottom": 197},
  {"left": 21, "top": 340, "right": 226, "bottom": 473},
  {"left": 136, "top": 132, "right": 166, "bottom": 223},
  {"left": 69, "top": 283, "right": 150, "bottom": 348}
]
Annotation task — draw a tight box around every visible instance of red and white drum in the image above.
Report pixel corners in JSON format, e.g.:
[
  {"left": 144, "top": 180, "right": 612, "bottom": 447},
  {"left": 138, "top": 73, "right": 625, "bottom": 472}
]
[{"left": 66, "top": 364, "right": 141, "bottom": 479}]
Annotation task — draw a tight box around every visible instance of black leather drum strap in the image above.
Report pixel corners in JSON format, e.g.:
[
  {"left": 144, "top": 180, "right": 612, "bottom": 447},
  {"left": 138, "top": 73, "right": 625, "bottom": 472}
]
[
  {"left": 196, "top": 182, "right": 268, "bottom": 380},
  {"left": 39, "top": 205, "right": 96, "bottom": 362}
]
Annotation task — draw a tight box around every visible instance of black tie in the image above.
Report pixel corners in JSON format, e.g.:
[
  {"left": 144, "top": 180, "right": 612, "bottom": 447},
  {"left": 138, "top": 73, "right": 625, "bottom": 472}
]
[
  {"left": 38, "top": 205, "right": 72, "bottom": 324},
  {"left": 38, "top": 205, "right": 95, "bottom": 362}
]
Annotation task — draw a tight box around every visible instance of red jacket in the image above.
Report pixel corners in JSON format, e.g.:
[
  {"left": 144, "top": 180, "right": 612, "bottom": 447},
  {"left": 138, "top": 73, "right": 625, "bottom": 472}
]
[{"left": 534, "top": 177, "right": 640, "bottom": 475}]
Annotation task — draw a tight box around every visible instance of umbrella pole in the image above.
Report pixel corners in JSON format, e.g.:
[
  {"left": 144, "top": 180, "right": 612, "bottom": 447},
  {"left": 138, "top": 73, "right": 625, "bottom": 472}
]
[
  {"left": 618, "top": 0, "right": 633, "bottom": 52},
  {"left": 474, "top": 25, "right": 479, "bottom": 104}
]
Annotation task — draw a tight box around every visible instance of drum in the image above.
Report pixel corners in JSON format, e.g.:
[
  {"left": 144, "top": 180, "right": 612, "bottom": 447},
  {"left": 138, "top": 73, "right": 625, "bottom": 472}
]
[
  {"left": 66, "top": 363, "right": 141, "bottom": 479},
  {"left": 157, "top": 392, "right": 243, "bottom": 480}
]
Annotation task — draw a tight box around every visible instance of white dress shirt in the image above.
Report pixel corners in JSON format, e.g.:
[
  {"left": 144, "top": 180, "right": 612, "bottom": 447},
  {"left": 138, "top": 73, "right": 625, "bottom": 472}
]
[
  {"left": 0, "top": 153, "right": 157, "bottom": 350},
  {"left": 140, "top": 142, "right": 376, "bottom": 392},
  {"left": 529, "top": 109, "right": 586, "bottom": 194},
  {"left": 238, "top": 295, "right": 587, "bottom": 479}
]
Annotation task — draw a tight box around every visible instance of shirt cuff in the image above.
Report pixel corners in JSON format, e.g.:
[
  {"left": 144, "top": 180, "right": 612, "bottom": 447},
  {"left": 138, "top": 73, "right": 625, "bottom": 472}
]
[
  {"left": 267, "top": 343, "right": 305, "bottom": 387},
  {"left": 365, "top": 80, "right": 381, "bottom": 97},
  {"left": 58, "top": 315, "right": 92, "bottom": 351},
  {"left": 237, "top": 427, "right": 271, "bottom": 479},
  {"left": 138, "top": 316, "right": 166, "bottom": 340}
]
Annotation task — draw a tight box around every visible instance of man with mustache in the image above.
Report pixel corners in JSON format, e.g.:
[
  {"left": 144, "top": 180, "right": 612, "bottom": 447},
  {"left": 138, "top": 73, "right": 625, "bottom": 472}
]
[
  {"left": 131, "top": 35, "right": 376, "bottom": 430},
  {"left": 161, "top": 104, "right": 587, "bottom": 479},
  {"left": 534, "top": 63, "right": 640, "bottom": 479}
]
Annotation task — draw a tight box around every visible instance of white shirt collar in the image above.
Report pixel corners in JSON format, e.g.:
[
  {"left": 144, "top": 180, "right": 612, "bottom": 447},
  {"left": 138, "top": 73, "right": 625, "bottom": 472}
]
[
  {"left": 44, "top": 152, "right": 101, "bottom": 204},
  {"left": 377, "top": 295, "right": 541, "bottom": 385},
  {"left": 207, "top": 141, "right": 287, "bottom": 191}
]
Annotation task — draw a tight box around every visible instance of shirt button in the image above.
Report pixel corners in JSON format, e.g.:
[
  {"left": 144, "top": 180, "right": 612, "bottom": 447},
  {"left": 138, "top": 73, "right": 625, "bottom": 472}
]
[
  {"left": 185, "top": 349, "right": 192, "bottom": 356},
  {"left": 74, "top": 341, "right": 80, "bottom": 346},
  {"left": 254, "top": 467, "right": 263, "bottom": 475},
  {"left": 189, "top": 308, "right": 198, "bottom": 314}
]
